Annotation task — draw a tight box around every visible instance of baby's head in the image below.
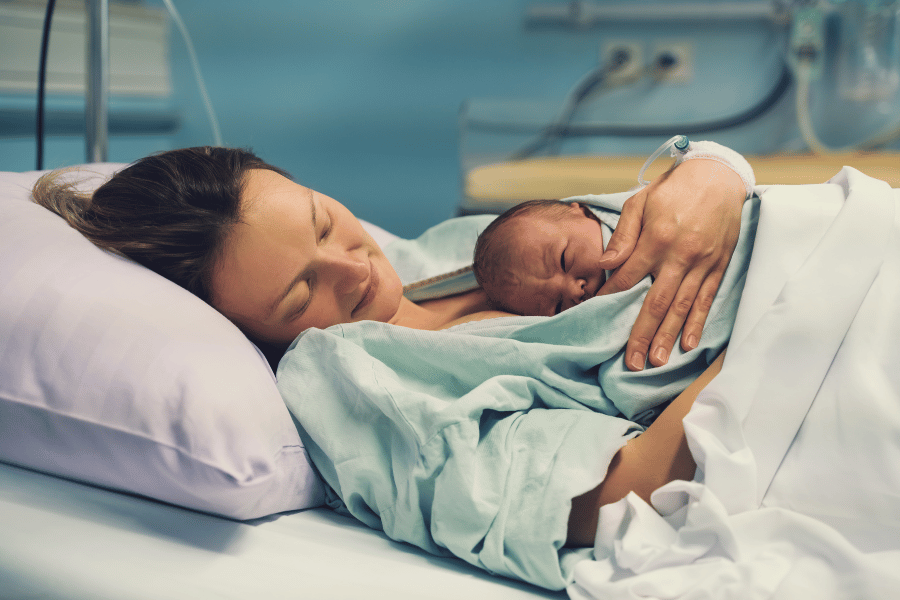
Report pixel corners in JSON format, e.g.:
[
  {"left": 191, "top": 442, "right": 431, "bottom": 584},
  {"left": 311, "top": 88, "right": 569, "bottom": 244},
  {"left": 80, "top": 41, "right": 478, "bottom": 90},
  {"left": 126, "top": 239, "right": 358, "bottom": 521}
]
[{"left": 473, "top": 199, "right": 607, "bottom": 316}]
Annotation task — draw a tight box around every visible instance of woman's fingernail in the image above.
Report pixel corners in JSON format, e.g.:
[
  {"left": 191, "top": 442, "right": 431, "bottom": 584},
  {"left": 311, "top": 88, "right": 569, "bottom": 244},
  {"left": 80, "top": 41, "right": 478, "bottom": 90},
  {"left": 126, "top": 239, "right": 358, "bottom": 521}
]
[
  {"left": 601, "top": 250, "right": 618, "bottom": 263},
  {"left": 630, "top": 351, "right": 644, "bottom": 370},
  {"left": 653, "top": 347, "right": 669, "bottom": 365},
  {"left": 686, "top": 334, "right": 698, "bottom": 350}
]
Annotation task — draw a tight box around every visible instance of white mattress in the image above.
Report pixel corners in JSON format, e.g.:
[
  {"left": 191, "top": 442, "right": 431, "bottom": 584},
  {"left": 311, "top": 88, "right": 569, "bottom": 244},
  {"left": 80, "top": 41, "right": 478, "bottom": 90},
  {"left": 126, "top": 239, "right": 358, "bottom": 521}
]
[{"left": 0, "top": 461, "right": 563, "bottom": 600}]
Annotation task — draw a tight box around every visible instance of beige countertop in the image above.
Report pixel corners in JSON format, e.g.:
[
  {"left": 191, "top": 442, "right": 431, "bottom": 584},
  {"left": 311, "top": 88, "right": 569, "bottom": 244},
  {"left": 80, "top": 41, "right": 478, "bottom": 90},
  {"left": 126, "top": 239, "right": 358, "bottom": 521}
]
[{"left": 463, "top": 152, "right": 900, "bottom": 211}]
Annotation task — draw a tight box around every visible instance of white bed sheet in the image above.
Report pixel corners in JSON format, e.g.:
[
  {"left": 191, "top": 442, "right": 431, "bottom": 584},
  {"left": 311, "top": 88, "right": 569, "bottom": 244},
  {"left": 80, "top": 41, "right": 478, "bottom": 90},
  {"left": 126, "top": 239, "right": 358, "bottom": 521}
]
[
  {"left": 569, "top": 169, "right": 900, "bottom": 600},
  {"left": 0, "top": 460, "right": 563, "bottom": 600}
]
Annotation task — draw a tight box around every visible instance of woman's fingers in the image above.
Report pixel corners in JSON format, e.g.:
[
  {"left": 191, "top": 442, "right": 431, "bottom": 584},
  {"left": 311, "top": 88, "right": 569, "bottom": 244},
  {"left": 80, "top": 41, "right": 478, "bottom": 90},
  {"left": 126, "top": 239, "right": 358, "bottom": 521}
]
[
  {"left": 680, "top": 269, "right": 723, "bottom": 352},
  {"left": 628, "top": 259, "right": 728, "bottom": 370},
  {"left": 597, "top": 191, "right": 646, "bottom": 274},
  {"left": 622, "top": 265, "right": 685, "bottom": 371},
  {"left": 598, "top": 252, "right": 655, "bottom": 297},
  {"left": 646, "top": 269, "right": 707, "bottom": 367}
]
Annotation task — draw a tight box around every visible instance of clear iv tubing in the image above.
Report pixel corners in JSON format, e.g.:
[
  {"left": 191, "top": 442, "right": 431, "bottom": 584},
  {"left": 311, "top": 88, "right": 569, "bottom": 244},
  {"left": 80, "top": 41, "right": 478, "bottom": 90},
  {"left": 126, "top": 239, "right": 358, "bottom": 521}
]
[
  {"left": 637, "top": 135, "right": 691, "bottom": 186},
  {"left": 796, "top": 62, "right": 900, "bottom": 154},
  {"left": 162, "top": 0, "right": 223, "bottom": 146}
]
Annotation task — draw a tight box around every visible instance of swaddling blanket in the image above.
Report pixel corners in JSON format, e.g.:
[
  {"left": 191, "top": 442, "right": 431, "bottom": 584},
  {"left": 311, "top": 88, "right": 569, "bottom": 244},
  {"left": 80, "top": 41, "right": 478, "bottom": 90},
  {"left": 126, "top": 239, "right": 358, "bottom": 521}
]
[
  {"left": 277, "top": 196, "right": 757, "bottom": 590},
  {"left": 569, "top": 167, "right": 900, "bottom": 600}
]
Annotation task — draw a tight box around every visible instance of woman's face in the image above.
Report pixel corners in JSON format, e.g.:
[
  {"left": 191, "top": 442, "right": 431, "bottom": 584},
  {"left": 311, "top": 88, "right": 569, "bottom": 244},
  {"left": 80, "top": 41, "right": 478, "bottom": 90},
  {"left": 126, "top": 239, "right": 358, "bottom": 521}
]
[{"left": 211, "top": 169, "right": 404, "bottom": 345}]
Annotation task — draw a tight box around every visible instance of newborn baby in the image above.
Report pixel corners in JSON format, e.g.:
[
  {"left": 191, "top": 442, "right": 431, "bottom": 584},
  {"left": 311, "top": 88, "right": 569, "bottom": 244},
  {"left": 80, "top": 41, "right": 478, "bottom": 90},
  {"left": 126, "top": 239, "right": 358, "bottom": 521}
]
[{"left": 473, "top": 199, "right": 608, "bottom": 316}]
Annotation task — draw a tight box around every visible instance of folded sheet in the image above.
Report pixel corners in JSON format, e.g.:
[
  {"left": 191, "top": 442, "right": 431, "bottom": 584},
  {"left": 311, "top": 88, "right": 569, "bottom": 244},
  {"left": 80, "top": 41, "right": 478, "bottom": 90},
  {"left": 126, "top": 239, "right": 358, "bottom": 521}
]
[{"left": 570, "top": 168, "right": 900, "bottom": 600}]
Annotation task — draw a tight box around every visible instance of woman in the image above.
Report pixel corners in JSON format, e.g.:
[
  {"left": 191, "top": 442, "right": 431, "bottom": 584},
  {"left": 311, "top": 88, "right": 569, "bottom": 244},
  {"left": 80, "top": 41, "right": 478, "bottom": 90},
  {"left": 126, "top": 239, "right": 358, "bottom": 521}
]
[{"left": 33, "top": 146, "right": 748, "bottom": 589}]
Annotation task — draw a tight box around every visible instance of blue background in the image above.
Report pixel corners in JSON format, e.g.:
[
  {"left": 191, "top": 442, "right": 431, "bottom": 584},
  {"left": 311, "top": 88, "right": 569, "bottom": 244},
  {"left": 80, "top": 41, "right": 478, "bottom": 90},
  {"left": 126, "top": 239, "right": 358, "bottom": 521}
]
[{"left": 2, "top": 0, "right": 898, "bottom": 237}]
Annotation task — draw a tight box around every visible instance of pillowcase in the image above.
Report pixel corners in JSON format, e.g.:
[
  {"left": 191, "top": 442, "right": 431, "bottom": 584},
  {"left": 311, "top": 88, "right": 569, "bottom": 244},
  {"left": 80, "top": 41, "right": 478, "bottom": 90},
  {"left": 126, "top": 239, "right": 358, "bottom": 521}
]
[{"left": 0, "top": 163, "right": 378, "bottom": 520}]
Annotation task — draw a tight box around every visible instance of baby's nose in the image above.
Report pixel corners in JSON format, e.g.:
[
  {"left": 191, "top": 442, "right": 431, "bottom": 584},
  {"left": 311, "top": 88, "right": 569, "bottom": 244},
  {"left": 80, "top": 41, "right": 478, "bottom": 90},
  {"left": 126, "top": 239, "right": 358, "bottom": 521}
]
[{"left": 568, "top": 277, "right": 587, "bottom": 304}]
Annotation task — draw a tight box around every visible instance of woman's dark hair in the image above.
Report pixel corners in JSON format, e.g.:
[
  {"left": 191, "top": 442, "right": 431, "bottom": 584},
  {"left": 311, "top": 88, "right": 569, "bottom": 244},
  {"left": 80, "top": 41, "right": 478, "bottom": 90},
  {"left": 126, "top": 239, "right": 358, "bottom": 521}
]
[{"left": 31, "top": 146, "right": 290, "bottom": 305}]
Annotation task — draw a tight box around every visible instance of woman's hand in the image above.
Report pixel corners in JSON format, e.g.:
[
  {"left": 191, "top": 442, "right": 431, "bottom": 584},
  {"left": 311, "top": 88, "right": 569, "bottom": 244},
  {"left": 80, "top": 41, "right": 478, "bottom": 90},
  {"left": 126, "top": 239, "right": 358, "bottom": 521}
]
[{"left": 596, "top": 159, "right": 745, "bottom": 371}]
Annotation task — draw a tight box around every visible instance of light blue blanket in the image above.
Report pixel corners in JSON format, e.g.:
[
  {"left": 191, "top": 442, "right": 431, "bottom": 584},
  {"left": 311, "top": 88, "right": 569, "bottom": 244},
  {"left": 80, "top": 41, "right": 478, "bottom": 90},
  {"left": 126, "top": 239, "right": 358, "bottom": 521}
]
[{"left": 277, "top": 193, "right": 758, "bottom": 590}]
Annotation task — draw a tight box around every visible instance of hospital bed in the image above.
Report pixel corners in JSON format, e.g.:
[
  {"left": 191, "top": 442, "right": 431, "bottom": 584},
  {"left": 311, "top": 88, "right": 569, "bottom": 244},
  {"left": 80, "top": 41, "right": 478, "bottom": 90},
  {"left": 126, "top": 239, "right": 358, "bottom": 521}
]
[
  {"left": 0, "top": 462, "right": 560, "bottom": 599},
  {"left": 5, "top": 160, "right": 900, "bottom": 600},
  {"left": 0, "top": 165, "right": 562, "bottom": 600}
]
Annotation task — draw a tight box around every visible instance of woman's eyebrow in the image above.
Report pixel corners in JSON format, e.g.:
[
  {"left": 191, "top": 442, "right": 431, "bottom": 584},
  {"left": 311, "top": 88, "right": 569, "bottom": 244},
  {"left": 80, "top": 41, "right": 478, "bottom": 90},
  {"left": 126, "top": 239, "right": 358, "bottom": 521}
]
[
  {"left": 267, "top": 189, "right": 316, "bottom": 318},
  {"left": 309, "top": 188, "right": 317, "bottom": 229}
]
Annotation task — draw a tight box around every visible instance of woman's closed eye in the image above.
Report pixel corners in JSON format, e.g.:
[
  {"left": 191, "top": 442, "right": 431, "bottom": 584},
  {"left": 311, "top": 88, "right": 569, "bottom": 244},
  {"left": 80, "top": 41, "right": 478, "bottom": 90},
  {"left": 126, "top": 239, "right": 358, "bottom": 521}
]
[
  {"left": 560, "top": 247, "right": 570, "bottom": 272},
  {"left": 320, "top": 215, "right": 332, "bottom": 241},
  {"left": 287, "top": 279, "right": 314, "bottom": 322}
]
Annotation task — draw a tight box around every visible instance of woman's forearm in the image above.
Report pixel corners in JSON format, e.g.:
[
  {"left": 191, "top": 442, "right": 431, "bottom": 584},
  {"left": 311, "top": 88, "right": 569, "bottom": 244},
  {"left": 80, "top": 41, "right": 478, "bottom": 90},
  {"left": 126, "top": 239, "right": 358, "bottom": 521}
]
[{"left": 566, "top": 351, "right": 726, "bottom": 547}]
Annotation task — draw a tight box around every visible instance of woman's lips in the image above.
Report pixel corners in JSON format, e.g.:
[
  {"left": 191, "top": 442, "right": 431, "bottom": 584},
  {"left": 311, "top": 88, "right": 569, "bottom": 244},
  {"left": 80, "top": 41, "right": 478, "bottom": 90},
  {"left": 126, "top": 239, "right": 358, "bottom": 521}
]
[{"left": 352, "top": 262, "right": 378, "bottom": 317}]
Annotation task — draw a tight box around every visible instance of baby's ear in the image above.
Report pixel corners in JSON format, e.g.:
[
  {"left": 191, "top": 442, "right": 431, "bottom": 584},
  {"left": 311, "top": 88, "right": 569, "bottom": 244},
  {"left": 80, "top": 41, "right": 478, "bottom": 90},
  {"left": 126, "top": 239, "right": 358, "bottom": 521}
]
[{"left": 570, "top": 201, "right": 591, "bottom": 217}]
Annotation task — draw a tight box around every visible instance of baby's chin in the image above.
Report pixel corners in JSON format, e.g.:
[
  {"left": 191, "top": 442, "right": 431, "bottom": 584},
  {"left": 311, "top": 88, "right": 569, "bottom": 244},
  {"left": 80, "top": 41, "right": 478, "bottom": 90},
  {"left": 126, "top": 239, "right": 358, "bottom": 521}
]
[
  {"left": 486, "top": 293, "right": 532, "bottom": 316},
  {"left": 507, "top": 301, "right": 549, "bottom": 317}
]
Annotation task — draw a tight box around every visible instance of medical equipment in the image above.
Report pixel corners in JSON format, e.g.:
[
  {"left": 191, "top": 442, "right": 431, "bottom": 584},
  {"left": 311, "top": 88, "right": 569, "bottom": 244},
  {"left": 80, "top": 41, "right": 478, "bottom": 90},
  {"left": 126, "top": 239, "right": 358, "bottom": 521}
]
[
  {"left": 85, "top": 0, "right": 109, "bottom": 163},
  {"left": 636, "top": 134, "right": 690, "bottom": 187},
  {"left": 521, "top": 0, "right": 900, "bottom": 156},
  {"left": 35, "top": 0, "right": 56, "bottom": 170},
  {"left": 496, "top": 67, "right": 792, "bottom": 161},
  {"left": 510, "top": 47, "right": 647, "bottom": 160},
  {"left": 34, "top": 0, "right": 220, "bottom": 169},
  {"left": 791, "top": 0, "right": 900, "bottom": 153},
  {"left": 525, "top": 1, "right": 783, "bottom": 26},
  {"left": 162, "top": 0, "right": 222, "bottom": 147}
]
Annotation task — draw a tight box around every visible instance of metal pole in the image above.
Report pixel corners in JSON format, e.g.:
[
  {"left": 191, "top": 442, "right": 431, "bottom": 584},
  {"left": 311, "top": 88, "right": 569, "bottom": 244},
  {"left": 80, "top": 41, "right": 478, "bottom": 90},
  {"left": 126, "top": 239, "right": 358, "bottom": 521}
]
[
  {"left": 525, "top": 1, "right": 784, "bottom": 28},
  {"left": 86, "top": 0, "right": 109, "bottom": 163}
]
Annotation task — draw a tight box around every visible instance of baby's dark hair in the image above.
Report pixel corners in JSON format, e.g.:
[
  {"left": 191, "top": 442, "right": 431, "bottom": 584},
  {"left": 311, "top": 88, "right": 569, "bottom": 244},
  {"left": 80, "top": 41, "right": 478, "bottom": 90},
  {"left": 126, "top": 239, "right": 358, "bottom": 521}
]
[{"left": 473, "top": 199, "right": 574, "bottom": 310}]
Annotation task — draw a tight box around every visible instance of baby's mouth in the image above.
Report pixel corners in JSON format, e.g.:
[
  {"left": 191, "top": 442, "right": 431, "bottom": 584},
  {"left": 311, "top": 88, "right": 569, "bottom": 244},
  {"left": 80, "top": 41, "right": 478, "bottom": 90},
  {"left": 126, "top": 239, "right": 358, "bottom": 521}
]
[{"left": 585, "top": 272, "right": 606, "bottom": 300}]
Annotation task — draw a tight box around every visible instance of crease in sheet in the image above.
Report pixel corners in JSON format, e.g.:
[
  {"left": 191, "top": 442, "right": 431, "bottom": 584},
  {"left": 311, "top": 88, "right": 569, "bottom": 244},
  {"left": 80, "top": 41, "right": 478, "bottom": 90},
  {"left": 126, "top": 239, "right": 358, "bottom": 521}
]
[{"left": 568, "top": 168, "right": 900, "bottom": 600}]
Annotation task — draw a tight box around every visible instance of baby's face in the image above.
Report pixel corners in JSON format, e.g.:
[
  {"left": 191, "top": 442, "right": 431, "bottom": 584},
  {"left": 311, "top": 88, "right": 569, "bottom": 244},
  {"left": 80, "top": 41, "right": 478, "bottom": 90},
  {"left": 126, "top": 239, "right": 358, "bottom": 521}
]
[{"left": 490, "top": 203, "right": 607, "bottom": 316}]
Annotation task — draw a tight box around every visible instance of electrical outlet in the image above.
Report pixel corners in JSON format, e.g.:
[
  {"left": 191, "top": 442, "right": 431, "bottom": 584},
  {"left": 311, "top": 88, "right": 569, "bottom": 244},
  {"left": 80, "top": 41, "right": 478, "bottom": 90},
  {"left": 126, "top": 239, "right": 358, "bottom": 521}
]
[
  {"left": 601, "top": 41, "right": 643, "bottom": 83},
  {"left": 652, "top": 41, "right": 694, "bottom": 84}
]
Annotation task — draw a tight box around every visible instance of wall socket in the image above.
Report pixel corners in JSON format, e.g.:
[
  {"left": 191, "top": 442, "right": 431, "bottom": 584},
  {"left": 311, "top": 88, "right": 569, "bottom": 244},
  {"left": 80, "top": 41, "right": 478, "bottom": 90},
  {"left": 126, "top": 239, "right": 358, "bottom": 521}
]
[
  {"left": 601, "top": 40, "right": 643, "bottom": 83},
  {"left": 652, "top": 41, "right": 694, "bottom": 84}
]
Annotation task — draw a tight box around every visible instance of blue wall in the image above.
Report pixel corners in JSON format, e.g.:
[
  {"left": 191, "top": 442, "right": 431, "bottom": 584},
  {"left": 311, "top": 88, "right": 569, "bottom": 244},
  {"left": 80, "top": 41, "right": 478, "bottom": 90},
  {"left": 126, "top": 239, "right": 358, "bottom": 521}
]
[{"left": 3, "top": 0, "right": 899, "bottom": 237}]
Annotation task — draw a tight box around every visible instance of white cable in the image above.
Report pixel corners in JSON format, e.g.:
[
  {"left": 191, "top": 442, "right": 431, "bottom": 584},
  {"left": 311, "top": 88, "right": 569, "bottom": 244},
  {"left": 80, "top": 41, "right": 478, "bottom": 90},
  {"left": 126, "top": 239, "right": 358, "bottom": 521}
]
[
  {"left": 795, "top": 66, "right": 855, "bottom": 154},
  {"left": 162, "top": 0, "right": 223, "bottom": 146}
]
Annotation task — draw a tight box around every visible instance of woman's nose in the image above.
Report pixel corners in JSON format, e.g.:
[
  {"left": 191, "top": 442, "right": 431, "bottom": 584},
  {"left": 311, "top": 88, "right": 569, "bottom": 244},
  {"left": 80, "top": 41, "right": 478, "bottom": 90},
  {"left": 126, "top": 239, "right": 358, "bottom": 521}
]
[{"left": 324, "top": 252, "right": 369, "bottom": 295}]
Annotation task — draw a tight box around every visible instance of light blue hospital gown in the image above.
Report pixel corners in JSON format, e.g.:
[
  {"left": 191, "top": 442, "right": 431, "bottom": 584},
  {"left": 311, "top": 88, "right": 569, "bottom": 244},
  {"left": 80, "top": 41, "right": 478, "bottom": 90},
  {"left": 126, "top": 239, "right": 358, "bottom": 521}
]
[{"left": 277, "top": 192, "right": 759, "bottom": 590}]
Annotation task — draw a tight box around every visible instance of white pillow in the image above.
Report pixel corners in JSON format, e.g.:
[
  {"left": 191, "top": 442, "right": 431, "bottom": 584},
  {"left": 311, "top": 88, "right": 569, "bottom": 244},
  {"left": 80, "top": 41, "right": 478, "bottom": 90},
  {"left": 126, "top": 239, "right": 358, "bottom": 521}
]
[{"left": 0, "top": 163, "right": 376, "bottom": 520}]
